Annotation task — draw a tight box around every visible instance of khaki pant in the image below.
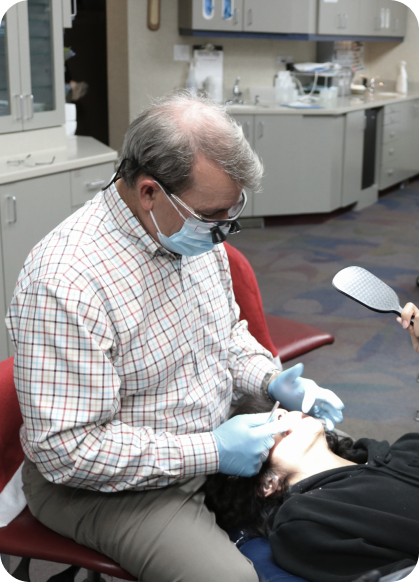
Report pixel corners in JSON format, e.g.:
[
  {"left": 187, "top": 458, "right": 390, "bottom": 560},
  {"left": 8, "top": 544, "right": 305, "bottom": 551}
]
[{"left": 22, "top": 457, "right": 258, "bottom": 582}]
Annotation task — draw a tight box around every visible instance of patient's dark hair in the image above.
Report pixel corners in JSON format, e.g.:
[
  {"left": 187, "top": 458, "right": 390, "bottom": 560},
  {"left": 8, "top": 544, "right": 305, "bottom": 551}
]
[{"left": 204, "top": 394, "right": 358, "bottom": 538}]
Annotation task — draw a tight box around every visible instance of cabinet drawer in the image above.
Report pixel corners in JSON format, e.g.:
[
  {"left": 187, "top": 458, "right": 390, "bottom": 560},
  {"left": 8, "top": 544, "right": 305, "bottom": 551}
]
[
  {"left": 70, "top": 163, "right": 115, "bottom": 207},
  {"left": 380, "top": 165, "right": 404, "bottom": 190},
  {"left": 383, "top": 111, "right": 401, "bottom": 126},
  {"left": 384, "top": 104, "right": 401, "bottom": 115},
  {"left": 383, "top": 125, "right": 399, "bottom": 143},
  {"left": 381, "top": 143, "right": 399, "bottom": 166}
]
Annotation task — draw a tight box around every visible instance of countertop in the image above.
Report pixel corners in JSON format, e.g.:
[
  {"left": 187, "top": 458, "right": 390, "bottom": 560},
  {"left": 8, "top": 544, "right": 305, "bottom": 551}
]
[
  {"left": 227, "top": 91, "right": 419, "bottom": 116},
  {"left": 0, "top": 133, "right": 117, "bottom": 185}
]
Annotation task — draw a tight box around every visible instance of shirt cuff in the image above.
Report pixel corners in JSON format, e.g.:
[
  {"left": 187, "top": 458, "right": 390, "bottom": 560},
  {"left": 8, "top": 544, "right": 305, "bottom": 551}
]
[
  {"left": 174, "top": 431, "right": 219, "bottom": 478},
  {"left": 236, "top": 354, "right": 281, "bottom": 397}
]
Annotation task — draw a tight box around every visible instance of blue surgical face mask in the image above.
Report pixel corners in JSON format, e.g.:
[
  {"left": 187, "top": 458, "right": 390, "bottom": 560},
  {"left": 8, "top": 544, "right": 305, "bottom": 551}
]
[{"left": 150, "top": 197, "right": 229, "bottom": 257}]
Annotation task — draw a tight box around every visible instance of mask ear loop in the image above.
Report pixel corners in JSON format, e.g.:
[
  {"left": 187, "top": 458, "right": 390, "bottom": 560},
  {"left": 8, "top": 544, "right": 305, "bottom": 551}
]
[{"left": 150, "top": 188, "right": 188, "bottom": 235}]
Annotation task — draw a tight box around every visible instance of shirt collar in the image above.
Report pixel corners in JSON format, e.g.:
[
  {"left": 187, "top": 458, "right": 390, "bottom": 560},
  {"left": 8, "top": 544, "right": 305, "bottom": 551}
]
[{"left": 103, "top": 182, "right": 177, "bottom": 259}]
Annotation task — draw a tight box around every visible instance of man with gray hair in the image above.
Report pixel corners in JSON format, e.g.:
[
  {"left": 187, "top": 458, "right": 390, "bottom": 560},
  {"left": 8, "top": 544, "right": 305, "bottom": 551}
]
[{"left": 7, "top": 91, "right": 344, "bottom": 582}]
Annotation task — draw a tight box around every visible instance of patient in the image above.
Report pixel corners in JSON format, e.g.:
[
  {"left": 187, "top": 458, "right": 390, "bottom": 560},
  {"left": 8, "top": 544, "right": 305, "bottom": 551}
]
[{"left": 205, "top": 395, "right": 419, "bottom": 582}]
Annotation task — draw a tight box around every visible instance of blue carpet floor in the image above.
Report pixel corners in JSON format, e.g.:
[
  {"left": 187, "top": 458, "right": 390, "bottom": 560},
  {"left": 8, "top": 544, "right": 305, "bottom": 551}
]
[{"left": 228, "top": 181, "right": 419, "bottom": 443}]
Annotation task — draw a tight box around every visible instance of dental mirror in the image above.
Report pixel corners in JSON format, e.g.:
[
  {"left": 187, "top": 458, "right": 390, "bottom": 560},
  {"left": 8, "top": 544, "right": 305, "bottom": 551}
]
[{"left": 332, "top": 266, "right": 414, "bottom": 323}]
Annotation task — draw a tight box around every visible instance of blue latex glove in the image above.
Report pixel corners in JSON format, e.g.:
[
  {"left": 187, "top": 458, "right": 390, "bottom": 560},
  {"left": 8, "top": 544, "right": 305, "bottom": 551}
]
[
  {"left": 213, "top": 413, "right": 291, "bottom": 477},
  {"left": 268, "top": 363, "right": 344, "bottom": 431}
]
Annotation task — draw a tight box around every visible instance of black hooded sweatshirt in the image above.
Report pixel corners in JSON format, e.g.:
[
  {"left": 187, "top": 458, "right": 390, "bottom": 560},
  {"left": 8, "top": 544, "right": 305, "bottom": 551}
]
[{"left": 269, "top": 434, "right": 419, "bottom": 582}]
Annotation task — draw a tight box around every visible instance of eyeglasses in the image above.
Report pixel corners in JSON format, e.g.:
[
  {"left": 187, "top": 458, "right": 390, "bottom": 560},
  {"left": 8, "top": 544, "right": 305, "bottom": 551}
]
[
  {"left": 103, "top": 158, "right": 247, "bottom": 244},
  {"left": 154, "top": 179, "right": 247, "bottom": 244}
]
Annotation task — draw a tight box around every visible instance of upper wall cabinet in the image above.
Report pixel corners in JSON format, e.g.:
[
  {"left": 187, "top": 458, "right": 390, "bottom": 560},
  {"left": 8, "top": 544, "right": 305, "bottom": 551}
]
[
  {"left": 317, "top": 0, "right": 362, "bottom": 36},
  {"left": 179, "top": 0, "right": 407, "bottom": 38},
  {"left": 179, "top": 0, "right": 317, "bottom": 34},
  {"left": 242, "top": 0, "right": 317, "bottom": 34},
  {"left": 178, "top": 0, "right": 244, "bottom": 32},
  {"left": 0, "top": 0, "right": 65, "bottom": 135},
  {"left": 357, "top": 0, "right": 408, "bottom": 37},
  {"left": 317, "top": 0, "right": 407, "bottom": 38}
]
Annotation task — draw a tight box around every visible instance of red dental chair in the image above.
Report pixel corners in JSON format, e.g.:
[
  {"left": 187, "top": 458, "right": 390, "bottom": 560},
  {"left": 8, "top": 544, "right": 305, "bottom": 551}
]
[{"left": 224, "top": 242, "right": 334, "bottom": 362}]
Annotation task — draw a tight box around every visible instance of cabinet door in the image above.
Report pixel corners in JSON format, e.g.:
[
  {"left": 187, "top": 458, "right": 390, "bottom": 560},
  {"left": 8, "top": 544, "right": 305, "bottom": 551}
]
[
  {"left": 317, "top": 0, "right": 361, "bottom": 35},
  {"left": 299, "top": 115, "right": 345, "bottom": 213},
  {"left": 358, "top": 0, "right": 407, "bottom": 36},
  {"left": 191, "top": 0, "right": 243, "bottom": 31},
  {"left": 243, "top": 0, "right": 316, "bottom": 34},
  {"left": 341, "top": 110, "right": 365, "bottom": 206},
  {"left": 409, "top": 100, "right": 419, "bottom": 174},
  {"left": 388, "top": 0, "right": 407, "bottom": 37},
  {"left": 0, "top": 173, "right": 72, "bottom": 309},
  {"left": 17, "top": 0, "right": 65, "bottom": 131},
  {"left": 253, "top": 115, "right": 304, "bottom": 216},
  {"left": 0, "top": 6, "right": 24, "bottom": 134},
  {"left": 231, "top": 115, "right": 254, "bottom": 216}
]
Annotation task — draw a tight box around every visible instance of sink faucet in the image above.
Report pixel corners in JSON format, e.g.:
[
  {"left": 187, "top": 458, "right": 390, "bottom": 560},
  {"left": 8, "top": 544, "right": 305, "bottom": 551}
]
[
  {"left": 226, "top": 77, "right": 245, "bottom": 105},
  {"left": 367, "top": 76, "right": 386, "bottom": 95}
]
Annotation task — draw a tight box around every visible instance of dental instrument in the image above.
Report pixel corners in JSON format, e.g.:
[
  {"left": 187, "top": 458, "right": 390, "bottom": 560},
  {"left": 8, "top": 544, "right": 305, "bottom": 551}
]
[{"left": 266, "top": 401, "right": 280, "bottom": 424}]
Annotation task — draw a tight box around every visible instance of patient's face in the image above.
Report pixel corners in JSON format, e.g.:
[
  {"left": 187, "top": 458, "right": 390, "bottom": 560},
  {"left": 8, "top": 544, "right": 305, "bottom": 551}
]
[{"left": 269, "top": 409, "right": 326, "bottom": 473}]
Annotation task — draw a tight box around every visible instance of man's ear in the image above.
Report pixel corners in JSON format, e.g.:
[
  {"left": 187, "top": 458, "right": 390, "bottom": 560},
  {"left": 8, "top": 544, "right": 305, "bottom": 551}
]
[
  {"left": 136, "top": 178, "right": 161, "bottom": 211},
  {"left": 256, "top": 473, "right": 280, "bottom": 498}
]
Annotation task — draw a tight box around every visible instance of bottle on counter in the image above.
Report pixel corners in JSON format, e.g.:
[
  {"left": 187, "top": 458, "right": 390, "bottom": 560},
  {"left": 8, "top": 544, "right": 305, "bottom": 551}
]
[
  {"left": 186, "top": 61, "right": 197, "bottom": 95},
  {"left": 396, "top": 60, "right": 408, "bottom": 94}
]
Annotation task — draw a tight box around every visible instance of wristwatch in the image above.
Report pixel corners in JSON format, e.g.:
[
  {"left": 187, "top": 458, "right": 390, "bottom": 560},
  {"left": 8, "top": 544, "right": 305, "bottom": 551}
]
[{"left": 261, "top": 369, "right": 281, "bottom": 402}]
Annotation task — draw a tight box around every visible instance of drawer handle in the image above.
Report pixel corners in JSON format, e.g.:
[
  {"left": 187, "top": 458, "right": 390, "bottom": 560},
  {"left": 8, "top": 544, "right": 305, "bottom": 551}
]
[
  {"left": 243, "top": 121, "right": 250, "bottom": 139},
  {"left": 387, "top": 169, "right": 394, "bottom": 176},
  {"left": 389, "top": 131, "right": 396, "bottom": 138},
  {"left": 388, "top": 148, "right": 395, "bottom": 155},
  {"left": 247, "top": 8, "right": 252, "bottom": 26},
  {"left": 233, "top": 8, "right": 240, "bottom": 25},
  {"left": 85, "top": 180, "right": 106, "bottom": 190},
  {"left": 6, "top": 195, "right": 17, "bottom": 224},
  {"left": 14, "top": 95, "right": 24, "bottom": 121},
  {"left": 259, "top": 121, "right": 264, "bottom": 138}
]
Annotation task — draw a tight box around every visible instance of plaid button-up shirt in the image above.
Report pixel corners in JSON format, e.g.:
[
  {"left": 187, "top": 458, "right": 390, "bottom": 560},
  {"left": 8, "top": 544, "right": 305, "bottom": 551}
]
[{"left": 6, "top": 184, "right": 276, "bottom": 492}]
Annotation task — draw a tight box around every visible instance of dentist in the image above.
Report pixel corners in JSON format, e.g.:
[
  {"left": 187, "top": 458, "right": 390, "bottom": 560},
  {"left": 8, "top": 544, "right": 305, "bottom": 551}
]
[{"left": 7, "top": 91, "right": 343, "bottom": 582}]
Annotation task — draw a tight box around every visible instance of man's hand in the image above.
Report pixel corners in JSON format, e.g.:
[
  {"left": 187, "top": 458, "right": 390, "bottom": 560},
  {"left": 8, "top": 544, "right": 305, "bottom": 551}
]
[
  {"left": 268, "top": 363, "right": 344, "bottom": 431},
  {"left": 397, "top": 302, "right": 419, "bottom": 354},
  {"left": 213, "top": 413, "right": 293, "bottom": 477}
]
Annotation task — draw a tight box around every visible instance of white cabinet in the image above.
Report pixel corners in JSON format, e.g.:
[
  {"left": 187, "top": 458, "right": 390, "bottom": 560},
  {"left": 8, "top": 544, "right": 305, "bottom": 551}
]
[
  {"left": 341, "top": 110, "right": 365, "bottom": 207},
  {"left": 298, "top": 115, "right": 344, "bottom": 214},
  {"left": 70, "top": 162, "right": 114, "bottom": 210},
  {"left": 250, "top": 114, "right": 345, "bottom": 216},
  {"left": 0, "top": 158, "right": 116, "bottom": 360},
  {"left": 358, "top": 0, "right": 407, "bottom": 37},
  {"left": 0, "top": 0, "right": 65, "bottom": 135},
  {"left": 0, "top": 173, "right": 72, "bottom": 309},
  {"left": 379, "top": 103, "right": 405, "bottom": 189},
  {"left": 253, "top": 114, "right": 304, "bottom": 216},
  {"left": 242, "top": 0, "right": 316, "bottom": 34},
  {"left": 179, "top": 0, "right": 407, "bottom": 37},
  {"left": 317, "top": 0, "right": 361, "bottom": 36},
  {"left": 178, "top": 0, "right": 244, "bottom": 32},
  {"left": 406, "top": 99, "right": 419, "bottom": 177}
]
